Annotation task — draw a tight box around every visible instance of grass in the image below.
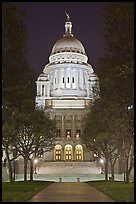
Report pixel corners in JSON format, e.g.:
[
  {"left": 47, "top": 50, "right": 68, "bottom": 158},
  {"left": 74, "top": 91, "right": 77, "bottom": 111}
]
[
  {"left": 87, "top": 180, "right": 134, "bottom": 202},
  {"left": 2, "top": 180, "right": 134, "bottom": 202},
  {"left": 2, "top": 180, "right": 53, "bottom": 202}
]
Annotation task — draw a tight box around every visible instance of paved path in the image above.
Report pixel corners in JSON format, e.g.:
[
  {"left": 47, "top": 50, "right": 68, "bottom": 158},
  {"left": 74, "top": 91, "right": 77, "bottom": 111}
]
[{"left": 27, "top": 182, "right": 116, "bottom": 202}]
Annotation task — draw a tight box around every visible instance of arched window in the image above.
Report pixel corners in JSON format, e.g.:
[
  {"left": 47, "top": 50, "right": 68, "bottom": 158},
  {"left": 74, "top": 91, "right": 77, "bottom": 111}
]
[
  {"left": 64, "top": 144, "right": 73, "bottom": 161},
  {"left": 54, "top": 145, "right": 62, "bottom": 161},
  {"left": 75, "top": 145, "right": 83, "bottom": 161}
]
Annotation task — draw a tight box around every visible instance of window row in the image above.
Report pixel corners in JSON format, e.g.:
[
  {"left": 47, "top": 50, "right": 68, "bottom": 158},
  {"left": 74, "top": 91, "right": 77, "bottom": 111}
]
[
  {"left": 54, "top": 77, "right": 86, "bottom": 84},
  {"left": 54, "top": 144, "right": 83, "bottom": 161},
  {"left": 56, "top": 129, "right": 81, "bottom": 139}
]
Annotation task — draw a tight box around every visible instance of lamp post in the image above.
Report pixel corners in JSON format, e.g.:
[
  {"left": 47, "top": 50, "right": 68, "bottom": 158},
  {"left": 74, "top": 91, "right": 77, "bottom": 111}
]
[
  {"left": 122, "top": 105, "right": 134, "bottom": 182},
  {"left": 34, "top": 159, "right": 38, "bottom": 174},
  {"left": 13, "top": 147, "right": 17, "bottom": 181},
  {"left": 99, "top": 158, "right": 104, "bottom": 174}
]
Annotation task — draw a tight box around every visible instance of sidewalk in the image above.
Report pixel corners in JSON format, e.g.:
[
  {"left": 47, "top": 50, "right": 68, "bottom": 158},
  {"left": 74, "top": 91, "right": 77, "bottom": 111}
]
[{"left": 27, "top": 182, "right": 116, "bottom": 202}]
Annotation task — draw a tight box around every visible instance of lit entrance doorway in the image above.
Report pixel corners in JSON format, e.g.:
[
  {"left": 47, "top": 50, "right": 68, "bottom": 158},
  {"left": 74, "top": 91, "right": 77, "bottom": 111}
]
[
  {"left": 65, "top": 144, "right": 73, "bottom": 161},
  {"left": 75, "top": 144, "right": 83, "bottom": 161},
  {"left": 54, "top": 145, "right": 62, "bottom": 161}
]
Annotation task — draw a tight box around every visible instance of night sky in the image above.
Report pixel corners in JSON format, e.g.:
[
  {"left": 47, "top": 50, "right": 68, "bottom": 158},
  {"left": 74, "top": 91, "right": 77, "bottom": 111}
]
[{"left": 15, "top": 2, "right": 105, "bottom": 77}]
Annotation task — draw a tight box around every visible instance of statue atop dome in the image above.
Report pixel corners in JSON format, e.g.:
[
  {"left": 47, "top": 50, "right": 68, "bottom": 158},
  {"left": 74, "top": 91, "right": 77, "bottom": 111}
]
[{"left": 66, "top": 12, "right": 70, "bottom": 22}]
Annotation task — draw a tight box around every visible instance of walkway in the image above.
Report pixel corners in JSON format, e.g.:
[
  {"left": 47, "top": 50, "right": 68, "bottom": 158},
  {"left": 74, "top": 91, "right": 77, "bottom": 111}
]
[{"left": 27, "top": 182, "right": 116, "bottom": 202}]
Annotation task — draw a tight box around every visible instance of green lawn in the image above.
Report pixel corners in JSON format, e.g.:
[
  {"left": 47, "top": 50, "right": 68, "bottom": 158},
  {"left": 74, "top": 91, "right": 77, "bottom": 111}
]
[
  {"left": 87, "top": 180, "right": 134, "bottom": 202},
  {"left": 2, "top": 180, "right": 134, "bottom": 202},
  {"left": 2, "top": 180, "right": 53, "bottom": 202}
]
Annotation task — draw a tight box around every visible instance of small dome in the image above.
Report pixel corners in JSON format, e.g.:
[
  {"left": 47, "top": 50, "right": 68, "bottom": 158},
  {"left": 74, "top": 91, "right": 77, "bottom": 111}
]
[{"left": 51, "top": 35, "right": 86, "bottom": 55}]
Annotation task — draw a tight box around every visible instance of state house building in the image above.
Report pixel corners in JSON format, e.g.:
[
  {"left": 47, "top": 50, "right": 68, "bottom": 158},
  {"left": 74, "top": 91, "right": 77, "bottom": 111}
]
[{"left": 35, "top": 14, "right": 99, "bottom": 162}]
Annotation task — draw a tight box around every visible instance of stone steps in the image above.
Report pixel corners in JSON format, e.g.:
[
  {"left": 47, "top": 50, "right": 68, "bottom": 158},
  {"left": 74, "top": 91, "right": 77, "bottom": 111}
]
[{"left": 36, "top": 161, "right": 101, "bottom": 174}]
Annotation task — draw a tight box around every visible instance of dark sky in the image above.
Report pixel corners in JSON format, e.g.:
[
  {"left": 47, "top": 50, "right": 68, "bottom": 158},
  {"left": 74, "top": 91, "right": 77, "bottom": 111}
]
[{"left": 15, "top": 2, "right": 105, "bottom": 77}]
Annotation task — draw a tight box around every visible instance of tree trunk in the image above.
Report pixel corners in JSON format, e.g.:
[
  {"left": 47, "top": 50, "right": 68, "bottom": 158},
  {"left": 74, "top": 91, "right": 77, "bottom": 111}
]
[
  {"left": 5, "top": 148, "right": 13, "bottom": 183},
  {"left": 104, "top": 155, "right": 108, "bottom": 181},
  {"left": 125, "top": 155, "right": 133, "bottom": 183},
  {"left": 29, "top": 159, "right": 33, "bottom": 181},
  {"left": 13, "top": 160, "right": 16, "bottom": 181},
  {"left": 24, "top": 158, "right": 27, "bottom": 181},
  {"left": 111, "top": 164, "right": 115, "bottom": 181}
]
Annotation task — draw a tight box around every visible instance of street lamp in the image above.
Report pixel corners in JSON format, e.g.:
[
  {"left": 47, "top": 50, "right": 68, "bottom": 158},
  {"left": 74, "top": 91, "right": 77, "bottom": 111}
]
[
  {"left": 99, "top": 159, "right": 104, "bottom": 164},
  {"left": 127, "top": 105, "right": 133, "bottom": 110},
  {"left": 34, "top": 159, "right": 38, "bottom": 174},
  {"left": 123, "top": 105, "right": 134, "bottom": 182},
  {"left": 99, "top": 158, "right": 104, "bottom": 174}
]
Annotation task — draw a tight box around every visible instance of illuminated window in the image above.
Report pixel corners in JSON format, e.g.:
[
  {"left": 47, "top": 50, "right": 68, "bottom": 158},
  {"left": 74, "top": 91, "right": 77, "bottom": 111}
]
[
  {"left": 75, "top": 145, "right": 83, "bottom": 161},
  {"left": 66, "top": 130, "right": 71, "bottom": 139},
  {"left": 76, "top": 129, "right": 81, "bottom": 139},
  {"left": 65, "top": 144, "right": 72, "bottom": 161},
  {"left": 54, "top": 145, "right": 62, "bottom": 161}
]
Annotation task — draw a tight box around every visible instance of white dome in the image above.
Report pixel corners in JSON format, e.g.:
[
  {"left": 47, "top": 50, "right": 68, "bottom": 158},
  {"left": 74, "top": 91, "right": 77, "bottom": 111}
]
[{"left": 51, "top": 35, "right": 86, "bottom": 55}]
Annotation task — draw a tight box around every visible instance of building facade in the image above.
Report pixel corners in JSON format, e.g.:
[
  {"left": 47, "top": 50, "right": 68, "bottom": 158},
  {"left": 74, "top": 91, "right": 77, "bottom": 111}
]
[{"left": 35, "top": 15, "right": 99, "bottom": 162}]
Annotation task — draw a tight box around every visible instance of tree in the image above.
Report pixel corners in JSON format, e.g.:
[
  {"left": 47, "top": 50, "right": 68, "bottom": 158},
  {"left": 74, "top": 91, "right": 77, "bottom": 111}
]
[
  {"left": 15, "top": 109, "right": 55, "bottom": 181},
  {"left": 2, "top": 2, "right": 35, "bottom": 182},
  {"left": 2, "top": 2, "right": 36, "bottom": 112},
  {"left": 2, "top": 107, "right": 22, "bottom": 182},
  {"left": 2, "top": 107, "right": 55, "bottom": 182},
  {"left": 87, "top": 2, "right": 134, "bottom": 183},
  {"left": 103, "top": 2, "right": 134, "bottom": 65},
  {"left": 82, "top": 99, "right": 121, "bottom": 181}
]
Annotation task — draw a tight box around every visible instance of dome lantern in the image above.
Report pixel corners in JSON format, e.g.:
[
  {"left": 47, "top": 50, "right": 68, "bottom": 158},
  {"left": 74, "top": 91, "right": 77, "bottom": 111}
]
[
  {"left": 64, "top": 13, "right": 73, "bottom": 36},
  {"left": 50, "top": 14, "right": 86, "bottom": 56}
]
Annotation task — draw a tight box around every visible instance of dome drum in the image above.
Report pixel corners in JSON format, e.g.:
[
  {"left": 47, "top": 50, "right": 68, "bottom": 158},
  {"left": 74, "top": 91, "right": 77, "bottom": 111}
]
[{"left": 49, "top": 52, "right": 88, "bottom": 64}]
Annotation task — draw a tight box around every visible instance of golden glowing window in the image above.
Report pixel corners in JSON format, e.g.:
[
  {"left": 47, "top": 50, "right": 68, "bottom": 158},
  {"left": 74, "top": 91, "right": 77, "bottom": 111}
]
[
  {"left": 54, "top": 145, "right": 62, "bottom": 161},
  {"left": 75, "top": 145, "right": 83, "bottom": 161},
  {"left": 65, "top": 144, "right": 72, "bottom": 161}
]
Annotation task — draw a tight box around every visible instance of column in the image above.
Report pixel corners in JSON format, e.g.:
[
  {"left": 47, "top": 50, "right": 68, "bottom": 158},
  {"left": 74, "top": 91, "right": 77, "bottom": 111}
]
[
  {"left": 40, "top": 84, "right": 42, "bottom": 96},
  {"left": 37, "top": 84, "right": 40, "bottom": 95},
  {"left": 87, "top": 82, "right": 90, "bottom": 97},
  {"left": 58, "top": 69, "right": 61, "bottom": 89},
  {"left": 61, "top": 115, "right": 65, "bottom": 138},
  {"left": 52, "top": 71, "right": 55, "bottom": 90},
  {"left": 72, "top": 115, "right": 76, "bottom": 138},
  {"left": 46, "top": 82, "right": 50, "bottom": 97},
  {"left": 79, "top": 70, "right": 83, "bottom": 90},
  {"left": 74, "top": 69, "right": 78, "bottom": 89}
]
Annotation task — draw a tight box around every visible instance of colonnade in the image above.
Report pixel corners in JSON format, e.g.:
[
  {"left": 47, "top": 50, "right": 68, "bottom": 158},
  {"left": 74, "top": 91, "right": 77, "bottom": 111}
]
[{"left": 55, "top": 114, "right": 81, "bottom": 139}]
